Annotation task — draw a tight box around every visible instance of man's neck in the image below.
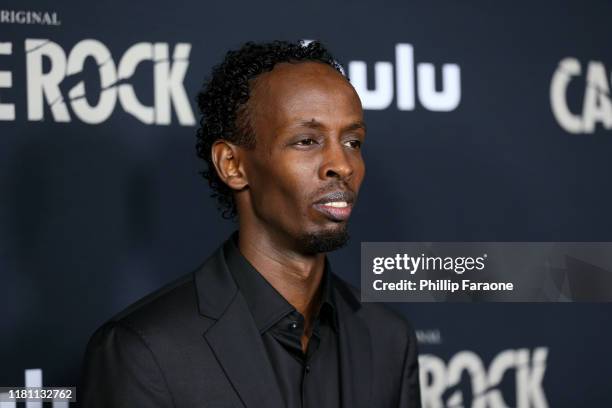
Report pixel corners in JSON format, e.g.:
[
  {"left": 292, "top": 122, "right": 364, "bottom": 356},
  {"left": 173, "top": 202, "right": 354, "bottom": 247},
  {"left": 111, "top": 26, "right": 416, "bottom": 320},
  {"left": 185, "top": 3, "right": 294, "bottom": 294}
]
[{"left": 237, "top": 226, "right": 326, "bottom": 330}]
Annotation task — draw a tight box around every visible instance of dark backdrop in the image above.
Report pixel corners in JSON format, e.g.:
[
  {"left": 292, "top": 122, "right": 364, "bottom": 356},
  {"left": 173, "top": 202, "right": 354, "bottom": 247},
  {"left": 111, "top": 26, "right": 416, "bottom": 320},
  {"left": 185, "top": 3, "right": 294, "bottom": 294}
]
[{"left": 1, "top": 1, "right": 611, "bottom": 406}]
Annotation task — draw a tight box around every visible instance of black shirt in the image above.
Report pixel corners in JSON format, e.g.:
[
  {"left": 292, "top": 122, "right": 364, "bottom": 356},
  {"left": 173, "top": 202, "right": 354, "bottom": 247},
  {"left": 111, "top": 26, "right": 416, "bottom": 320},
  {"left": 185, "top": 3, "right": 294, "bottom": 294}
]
[{"left": 224, "top": 237, "right": 340, "bottom": 408}]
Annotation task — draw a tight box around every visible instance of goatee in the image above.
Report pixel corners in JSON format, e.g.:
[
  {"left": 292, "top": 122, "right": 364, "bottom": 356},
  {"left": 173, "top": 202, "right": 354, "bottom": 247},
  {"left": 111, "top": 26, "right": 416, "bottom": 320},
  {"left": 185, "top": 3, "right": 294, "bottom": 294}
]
[{"left": 296, "top": 226, "right": 350, "bottom": 254}]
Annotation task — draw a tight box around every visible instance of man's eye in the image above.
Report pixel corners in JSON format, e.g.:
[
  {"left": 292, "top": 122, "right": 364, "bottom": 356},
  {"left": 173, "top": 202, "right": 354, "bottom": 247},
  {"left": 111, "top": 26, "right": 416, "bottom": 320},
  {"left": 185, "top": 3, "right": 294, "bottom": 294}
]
[
  {"left": 296, "top": 138, "right": 317, "bottom": 146},
  {"left": 344, "top": 140, "right": 362, "bottom": 149}
]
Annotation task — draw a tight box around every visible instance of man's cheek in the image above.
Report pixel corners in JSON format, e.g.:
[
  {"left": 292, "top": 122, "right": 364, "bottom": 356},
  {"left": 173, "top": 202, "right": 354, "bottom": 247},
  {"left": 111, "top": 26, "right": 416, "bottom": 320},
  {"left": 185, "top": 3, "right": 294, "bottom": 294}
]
[{"left": 353, "top": 162, "right": 366, "bottom": 189}]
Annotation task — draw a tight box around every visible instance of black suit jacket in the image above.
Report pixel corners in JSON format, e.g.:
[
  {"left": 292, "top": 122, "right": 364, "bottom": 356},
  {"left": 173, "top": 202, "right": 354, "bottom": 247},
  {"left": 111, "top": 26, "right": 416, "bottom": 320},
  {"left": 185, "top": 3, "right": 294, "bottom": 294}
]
[{"left": 80, "top": 240, "right": 421, "bottom": 407}]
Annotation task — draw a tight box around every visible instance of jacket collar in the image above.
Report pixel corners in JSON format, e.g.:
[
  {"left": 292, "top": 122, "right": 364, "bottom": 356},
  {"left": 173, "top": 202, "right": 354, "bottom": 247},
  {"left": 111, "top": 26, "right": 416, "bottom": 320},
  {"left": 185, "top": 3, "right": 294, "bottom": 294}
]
[
  {"left": 193, "top": 235, "right": 371, "bottom": 408},
  {"left": 224, "top": 233, "right": 340, "bottom": 333},
  {"left": 194, "top": 238, "right": 239, "bottom": 320},
  {"left": 194, "top": 234, "right": 363, "bottom": 318},
  {"left": 195, "top": 238, "right": 286, "bottom": 407}
]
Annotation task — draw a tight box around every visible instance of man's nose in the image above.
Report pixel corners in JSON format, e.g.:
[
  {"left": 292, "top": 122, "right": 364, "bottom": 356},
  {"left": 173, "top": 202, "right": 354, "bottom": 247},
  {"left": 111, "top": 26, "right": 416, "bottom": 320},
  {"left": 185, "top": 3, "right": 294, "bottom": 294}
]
[{"left": 319, "top": 140, "right": 354, "bottom": 181}]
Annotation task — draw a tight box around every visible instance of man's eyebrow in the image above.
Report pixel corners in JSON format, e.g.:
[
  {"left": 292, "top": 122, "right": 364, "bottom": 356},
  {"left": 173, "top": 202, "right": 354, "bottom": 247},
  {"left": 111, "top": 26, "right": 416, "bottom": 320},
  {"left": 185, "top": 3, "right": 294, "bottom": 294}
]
[
  {"left": 295, "top": 119, "right": 326, "bottom": 130},
  {"left": 293, "top": 119, "right": 367, "bottom": 132},
  {"left": 344, "top": 121, "right": 367, "bottom": 132}
]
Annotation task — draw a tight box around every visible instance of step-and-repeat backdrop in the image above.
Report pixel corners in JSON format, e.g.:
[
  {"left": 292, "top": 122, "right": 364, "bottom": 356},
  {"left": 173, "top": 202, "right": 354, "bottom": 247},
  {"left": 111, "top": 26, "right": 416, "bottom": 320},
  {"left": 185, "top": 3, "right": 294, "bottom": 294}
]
[{"left": 2, "top": 1, "right": 611, "bottom": 406}]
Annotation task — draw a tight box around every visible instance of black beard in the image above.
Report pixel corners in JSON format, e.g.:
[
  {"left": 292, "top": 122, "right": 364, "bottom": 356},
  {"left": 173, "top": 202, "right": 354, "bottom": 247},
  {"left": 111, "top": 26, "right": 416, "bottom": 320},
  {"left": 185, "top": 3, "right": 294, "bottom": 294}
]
[{"left": 296, "top": 226, "right": 350, "bottom": 255}]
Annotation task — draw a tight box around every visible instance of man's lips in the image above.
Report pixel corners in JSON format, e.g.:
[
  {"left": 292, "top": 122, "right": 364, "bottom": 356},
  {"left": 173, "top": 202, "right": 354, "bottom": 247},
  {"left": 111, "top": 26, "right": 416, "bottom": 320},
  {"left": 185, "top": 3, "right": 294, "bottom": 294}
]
[{"left": 313, "top": 191, "right": 355, "bottom": 222}]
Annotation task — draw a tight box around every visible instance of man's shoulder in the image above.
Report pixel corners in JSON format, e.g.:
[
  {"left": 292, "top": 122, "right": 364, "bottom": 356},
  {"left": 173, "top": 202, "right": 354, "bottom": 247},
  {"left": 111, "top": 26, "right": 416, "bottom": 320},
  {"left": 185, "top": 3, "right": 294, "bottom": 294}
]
[
  {"left": 92, "top": 266, "right": 205, "bottom": 345},
  {"left": 112, "top": 272, "right": 198, "bottom": 326},
  {"left": 89, "top": 241, "right": 231, "bottom": 346},
  {"left": 90, "top": 273, "right": 197, "bottom": 347},
  {"left": 332, "top": 274, "right": 418, "bottom": 359},
  {"left": 81, "top": 268, "right": 203, "bottom": 377},
  {"left": 332, "top": 273, "right": 416, "bottom": 334}
]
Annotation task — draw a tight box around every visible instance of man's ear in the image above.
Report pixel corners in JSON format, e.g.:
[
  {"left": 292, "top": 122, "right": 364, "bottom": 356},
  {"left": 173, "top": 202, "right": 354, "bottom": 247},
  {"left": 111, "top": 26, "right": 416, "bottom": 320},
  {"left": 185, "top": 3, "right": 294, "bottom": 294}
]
[{"left": 211, "top": 140, "right": 248, "bottom": 190}]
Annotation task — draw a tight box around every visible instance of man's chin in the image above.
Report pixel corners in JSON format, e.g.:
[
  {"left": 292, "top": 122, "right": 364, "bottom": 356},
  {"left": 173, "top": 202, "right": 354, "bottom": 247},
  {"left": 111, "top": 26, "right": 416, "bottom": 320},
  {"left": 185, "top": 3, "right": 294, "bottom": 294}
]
[{"left": 295, "top": 225, "right": 350, "bottom": 255}]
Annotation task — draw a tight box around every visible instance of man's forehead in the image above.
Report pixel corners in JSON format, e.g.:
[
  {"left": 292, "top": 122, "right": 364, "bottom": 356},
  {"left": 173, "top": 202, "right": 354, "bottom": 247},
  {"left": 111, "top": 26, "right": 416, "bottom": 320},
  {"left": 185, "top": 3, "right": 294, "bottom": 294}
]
[
  {"left": 258, "top": 60, "right": 344, "bottom": 81},
  {"left": 249, "top": 61, "right": 362, "bottom": 127},
  {"left": 251, "top": 61, "right": 352, "bottom": 101}
]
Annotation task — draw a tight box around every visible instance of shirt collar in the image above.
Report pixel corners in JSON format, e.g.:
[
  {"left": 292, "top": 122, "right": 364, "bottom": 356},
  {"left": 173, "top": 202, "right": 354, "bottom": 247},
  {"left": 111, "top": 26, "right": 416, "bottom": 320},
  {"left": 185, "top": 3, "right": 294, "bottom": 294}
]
[{"left": 224, "top": 232, "right": 338, "bottom": 333}]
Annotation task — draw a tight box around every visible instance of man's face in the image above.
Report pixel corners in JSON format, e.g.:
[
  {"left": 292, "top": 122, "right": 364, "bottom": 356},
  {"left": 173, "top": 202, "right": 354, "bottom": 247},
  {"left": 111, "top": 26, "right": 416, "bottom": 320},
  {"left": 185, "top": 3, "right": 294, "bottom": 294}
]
[{"left": 239, "top": 61, "right": 366, "bottom": 254}]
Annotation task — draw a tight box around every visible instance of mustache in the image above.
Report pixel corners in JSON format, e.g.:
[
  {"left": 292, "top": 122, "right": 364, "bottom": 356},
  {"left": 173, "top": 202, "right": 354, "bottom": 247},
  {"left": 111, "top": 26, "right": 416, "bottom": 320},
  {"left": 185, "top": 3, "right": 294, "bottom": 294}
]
[{"left": 312, "top": 185, "right": 357, "bottom": 205}]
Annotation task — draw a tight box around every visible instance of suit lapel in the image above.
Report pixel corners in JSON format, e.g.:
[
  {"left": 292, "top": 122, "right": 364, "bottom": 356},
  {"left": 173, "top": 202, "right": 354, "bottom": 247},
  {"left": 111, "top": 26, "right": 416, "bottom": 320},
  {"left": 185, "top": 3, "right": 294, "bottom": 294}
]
[
  {"left": 195, "top": 242, "right": 284, "bottom": 408},
  {"left": 196, "top": 239, "right": 373, "bottom": 408},
  {"left": 335, "top": 278, "right": 372, "bottom": 408},
  {"left": 204, "top": 292, "right": 285, "bottom": 408}
]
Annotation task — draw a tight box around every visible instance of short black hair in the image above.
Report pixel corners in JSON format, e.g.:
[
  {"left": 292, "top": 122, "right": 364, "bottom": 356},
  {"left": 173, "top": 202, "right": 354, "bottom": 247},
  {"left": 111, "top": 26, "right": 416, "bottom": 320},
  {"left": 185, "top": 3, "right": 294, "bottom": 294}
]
[{"left": 195, "top": 40, "right": 347, "bottom": 219}]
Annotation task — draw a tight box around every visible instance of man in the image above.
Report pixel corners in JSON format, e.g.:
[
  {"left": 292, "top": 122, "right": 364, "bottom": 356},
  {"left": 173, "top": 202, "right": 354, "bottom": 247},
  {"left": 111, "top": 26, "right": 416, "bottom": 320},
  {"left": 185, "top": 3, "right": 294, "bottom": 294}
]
[{"left": 80, "top": 40, "right": 421, "bottom": 408}]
